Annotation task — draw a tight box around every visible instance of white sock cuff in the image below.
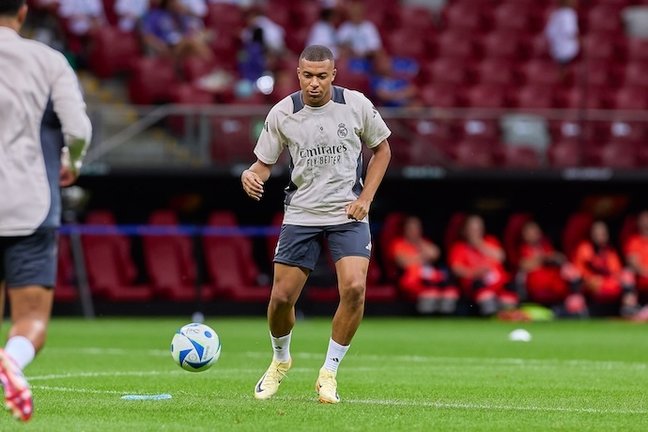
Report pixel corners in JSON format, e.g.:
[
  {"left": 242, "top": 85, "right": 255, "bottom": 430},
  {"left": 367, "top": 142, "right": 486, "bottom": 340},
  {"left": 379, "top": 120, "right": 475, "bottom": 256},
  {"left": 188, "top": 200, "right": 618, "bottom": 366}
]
[{"left": 5, "top": 336, "right": 36, "bottom": 370}]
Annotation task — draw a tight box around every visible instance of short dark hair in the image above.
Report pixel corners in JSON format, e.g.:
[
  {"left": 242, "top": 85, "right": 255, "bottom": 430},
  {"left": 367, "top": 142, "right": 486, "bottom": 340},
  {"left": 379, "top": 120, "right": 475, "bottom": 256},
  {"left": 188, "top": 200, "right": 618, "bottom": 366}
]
[
  {"left": 0, "top": 0, "right": 25, "bottom": 16},
  {"left": 299, "top": 45, "right": 334, "bottom": 63}
]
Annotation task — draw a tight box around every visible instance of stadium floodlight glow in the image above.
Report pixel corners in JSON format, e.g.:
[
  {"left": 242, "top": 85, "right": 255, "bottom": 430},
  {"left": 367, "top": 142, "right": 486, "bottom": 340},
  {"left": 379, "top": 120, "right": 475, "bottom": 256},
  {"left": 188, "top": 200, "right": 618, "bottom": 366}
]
[{"left": 256, "top": 75, "right": 275, "bottom": 95}]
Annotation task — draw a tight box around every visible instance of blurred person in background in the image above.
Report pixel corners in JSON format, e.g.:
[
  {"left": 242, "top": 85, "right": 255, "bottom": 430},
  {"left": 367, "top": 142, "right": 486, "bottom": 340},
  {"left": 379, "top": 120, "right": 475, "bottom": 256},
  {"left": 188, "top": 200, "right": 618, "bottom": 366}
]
[
  {"left": 239, "top": 3, "right": 285, "bottom": 80},
  {"left": 141, "top": 0, "right": 212, "bottom": 61},
  {"left": 57, "top": 0, "right": 105, "bottom": 60},
  {"left": 0, "top": 0, "right": 92, "bottom": 421},
  {"left": 370, "top": 50, "right": 418, "bottom": 108},
  {"left": 545, "top": 0, "right": 579, "bottom": 68},
  {"left": 516, "top": 220, "right": 587, "bottom": 317},
  {"left": 623, "top": 210, "right": 648, "bottom": 306},
  {"left": 449, "top": 215, "right": 516, "bottom": 316},
  {"left": 115, "top": 0, "right": 150, "bottom": 32},
  {"left": 337, "top": 0, "right": 381, "bottom": 66},
  {"left": 573, "top": 221, "right": 639, "bottom": 317},
  {"left": 181, "top": 0, "right": 207, "bottom": 18},
  {"left": 241, "top": 45, "right": 391, "bottom": 404},
  {"left": 307, "top": 5, "right": 339, "bottom": 58},
  {"left": 390, "top": 215, "right": 459, "bottom": 315}
]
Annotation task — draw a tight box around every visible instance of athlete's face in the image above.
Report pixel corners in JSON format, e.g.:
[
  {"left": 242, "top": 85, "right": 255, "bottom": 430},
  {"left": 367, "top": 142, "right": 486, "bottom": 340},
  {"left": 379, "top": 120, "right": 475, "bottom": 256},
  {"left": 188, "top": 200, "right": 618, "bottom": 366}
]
[
  {"left": 297, "top": 58, "right": 336, "bottom": 107},
  {"left": 522, "top": 222, "right": 541, "bottom": 244}
]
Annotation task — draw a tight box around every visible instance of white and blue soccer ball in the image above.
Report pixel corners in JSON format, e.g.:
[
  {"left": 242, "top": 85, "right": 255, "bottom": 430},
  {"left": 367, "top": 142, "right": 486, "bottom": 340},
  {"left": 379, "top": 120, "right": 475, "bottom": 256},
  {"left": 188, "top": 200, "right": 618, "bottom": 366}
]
[{"left": 171, "top": 323, "right": 221, "bottom": 372}]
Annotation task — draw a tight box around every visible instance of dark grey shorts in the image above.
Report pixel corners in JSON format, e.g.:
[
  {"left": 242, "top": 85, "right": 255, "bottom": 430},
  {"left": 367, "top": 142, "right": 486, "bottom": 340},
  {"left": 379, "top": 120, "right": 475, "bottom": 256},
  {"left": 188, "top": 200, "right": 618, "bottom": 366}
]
[
  {"left": 0, "top": 228, "right": 57, "bottom": 289},
  {"left": 274, "top": 222, "right": 371, "bottom": 271}
]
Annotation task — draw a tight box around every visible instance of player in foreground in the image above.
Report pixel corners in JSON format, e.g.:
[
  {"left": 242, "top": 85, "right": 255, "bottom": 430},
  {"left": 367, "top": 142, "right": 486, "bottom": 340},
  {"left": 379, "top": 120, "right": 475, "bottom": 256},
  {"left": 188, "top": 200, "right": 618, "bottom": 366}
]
[
  {"left": 0, "top": 0, "right": 92, "bottom": 421},
  {"left": 241, "top": 45, "right": 391, "bottom": 403}
]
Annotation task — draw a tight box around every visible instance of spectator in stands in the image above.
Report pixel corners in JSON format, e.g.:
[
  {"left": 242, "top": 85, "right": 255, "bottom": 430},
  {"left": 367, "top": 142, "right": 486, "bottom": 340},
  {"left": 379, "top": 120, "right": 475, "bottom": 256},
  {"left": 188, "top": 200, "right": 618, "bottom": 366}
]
[
  {"left": 307, "top": 6, "right": 339, "bottom": 58},
  {"left": 517, "top": 220, "right": 587, "bottom": 316},
  {"left": 390, "top": 215, "right": 459, "bottom": 315},
  {"left": 239, "top": 5, "right": 286, "bottom": 80},
  {"left": 623, "top": 210, "right": 648, "bottom": 305},
  {"left": 370, "top": 50, "right": 418, "bottom": 108},
  {"left": 58, "top": 0, "right": 105, "bottom": 57},
  {"left": 449, "top": 215, "right": 516, "bottom": 316},
  {"left": 141, "top": 0, "right": 213, "bottom": 61},
  {"left": 545, "top": 0, "right": 579, "bottom": 67},
  {"left": 337, "top": 0, "right": 381, "bottom": 61},
  {"left": 182, "top": 0, "right": 207, "bottom": 18},
  {"left": 573, "top": 221, "right": 639, "bottom": 317},
  {"left": 115, "top": 0, "right": 150, "bottom": 32}
]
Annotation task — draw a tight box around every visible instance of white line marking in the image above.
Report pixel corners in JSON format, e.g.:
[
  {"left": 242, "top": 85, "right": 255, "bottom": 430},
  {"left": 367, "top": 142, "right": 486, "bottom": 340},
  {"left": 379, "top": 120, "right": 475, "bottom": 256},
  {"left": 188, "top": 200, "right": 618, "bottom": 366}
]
[
  {"left": 32, "top": 383, "right": 648, "bottom": 415},
  {"left": 45, "top": 347, "right": 648, "bottom": 371}
]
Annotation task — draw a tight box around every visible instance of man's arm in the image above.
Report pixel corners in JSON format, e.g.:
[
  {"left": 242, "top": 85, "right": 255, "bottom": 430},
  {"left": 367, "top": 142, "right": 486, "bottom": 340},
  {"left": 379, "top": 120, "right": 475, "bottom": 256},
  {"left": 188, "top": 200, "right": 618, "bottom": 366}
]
[
  {"left": 346, "top": 140, "right": 391, "bottom": 221},
  {"left": 241, "top": 159, "right": 273, "bottom": 201}
]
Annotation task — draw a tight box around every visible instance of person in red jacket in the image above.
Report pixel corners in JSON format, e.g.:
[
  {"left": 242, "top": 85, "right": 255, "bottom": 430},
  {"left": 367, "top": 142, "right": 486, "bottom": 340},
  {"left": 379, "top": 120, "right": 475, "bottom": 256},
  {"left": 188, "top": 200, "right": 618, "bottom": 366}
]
[
  {"left": 517, "top": 220, "right": 587, "bottom": 316},
  {"left": 624, "top": 210, "right": 648, "bottom": 305},
  {"left": 390, "top": 216, "right": 459, "bottom": 314},
  {"left": 449, "top": 215, "right": 516, "bottom": 315},
  {"left": 573, "top": 221, "right": 638, "bottom": 316}
]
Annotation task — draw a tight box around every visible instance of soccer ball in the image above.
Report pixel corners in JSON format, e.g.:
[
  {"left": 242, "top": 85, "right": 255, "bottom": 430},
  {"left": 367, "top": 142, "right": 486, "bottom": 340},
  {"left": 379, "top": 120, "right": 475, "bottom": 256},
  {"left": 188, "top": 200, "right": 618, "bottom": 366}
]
[{"left": 171, "top": 323, "right": 221, "bottom": 372}]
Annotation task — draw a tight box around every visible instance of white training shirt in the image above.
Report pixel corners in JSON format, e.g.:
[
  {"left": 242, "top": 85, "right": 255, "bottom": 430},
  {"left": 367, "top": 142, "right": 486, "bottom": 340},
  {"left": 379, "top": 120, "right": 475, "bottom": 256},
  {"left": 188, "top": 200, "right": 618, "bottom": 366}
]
[
  {"left": 545, "top": 7, "right": 579, "bottom": 62},
  {"left": 0, "top": 27, "right": 92, "bottom": 236},
  {"left": 254, "top": 86, "right": 391, "bottom": 226}
]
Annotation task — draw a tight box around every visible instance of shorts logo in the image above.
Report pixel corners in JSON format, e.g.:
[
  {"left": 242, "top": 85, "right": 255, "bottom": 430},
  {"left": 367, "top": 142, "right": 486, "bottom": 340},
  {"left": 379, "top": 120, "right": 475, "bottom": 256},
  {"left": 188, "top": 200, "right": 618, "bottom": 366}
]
[
  {"left": 365, "top": 242, "right": 372, "bottom": 251},
  {"left": 337, "top": 123, "right": 348, "bottom": 138}
]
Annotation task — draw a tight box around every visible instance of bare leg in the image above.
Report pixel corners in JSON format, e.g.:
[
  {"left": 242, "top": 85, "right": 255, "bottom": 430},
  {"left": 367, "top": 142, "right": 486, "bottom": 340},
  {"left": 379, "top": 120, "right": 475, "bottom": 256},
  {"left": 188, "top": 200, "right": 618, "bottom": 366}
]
[
  {"left": 267, "top": 263, "right": 309, "bottom": 337},
  {"left": 7, "top": 286, "right": 53, "bottom": 352},
  {"left": 331, "top": 257, "right": 369, "bottom": 345}
]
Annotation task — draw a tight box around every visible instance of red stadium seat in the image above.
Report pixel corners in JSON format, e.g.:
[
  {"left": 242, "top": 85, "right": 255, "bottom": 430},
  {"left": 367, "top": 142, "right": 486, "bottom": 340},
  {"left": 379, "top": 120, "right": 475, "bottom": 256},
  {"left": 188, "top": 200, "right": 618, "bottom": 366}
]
[
  {"left": 614, "top": 86, "right": 648, "bottom": 110},
  {"left": 627, "top": 38, "right": 648, "bottom": 62},
  {"left": 520, "top": 60, "right": 562, "bottom": 86},
  {"left": 465, "top": 84, "right": 508, "bottom": 108},
  {"left": 585, "top": 141, "right": 638, "bottom": 168},
  {"left": 458, "top": 119, "right": 499, "bottom": 143},
  {"left": 587, "top": 5, "right": 623, "bottom": 34},
  {"left": 55, "top": 234, "right": 79, "bottom": 303},
  {"left": 444, "top": 212, "right": 467, "bottom": 255},
  {"left": 548, "top": 140, "right": 582, "bottom": 168},
  {"left": 481, "top": 31, "right": 522, "bottom": 60},
  {"left": 333, "top": 71, "right": 371, "bottom": 95},
  {"left": 444, "top": 2, "right": 486, "bottom": 32},
  {"left": 397, "top": 5, "right": 437, "bottom": 33},
  {"left": 436, "top": 31, "right": 476, "bottom": 60},
  {"left": 128, "top": 57, "right": 179, "bottom": 105},
  {"left": 498, "top": 145, "right": 542, "bottom": 169},
  {"left": 582, "top": 33, "right": 618, "bottom": 62},
  {"left": 420, "top": 83, "right": 462, "bottom": 108},
  {"left": 475, "top": 58, "right": 517, "bottom": 85},
  {"left": 503, "top": 212, "right": 533, "bottom": 270},
  {"left": 515, "top": 84, "right": 557, "bottom": 109},
  {"left": 492, "top": 2, "right": 535, "bottom": 33},
  {"left": 211, "top": 117, "right": 256, "bottom": 165},
  {"left": 384, "top": 29, "right": 429, "bottom": 62},
  {"left": 453, "top": 139, "right": 496, "bottom": 167},
  {"left": 561, "top": 86, "right": 610, "bottom": 109},
  {"left": 624, "top": 61, "right": 648, "bottom": 88},
  {"left": 142, "top": 210, "right": 204, "bottom": 302},
  {"left": 88, "top": 26, "right": 140, "bottom": 79},
  {"left": 378, "top": 212, "right": 406, "bottom": 283},
  {"left": 82, "top": 211, "right": 153, "bottom": 302},
  {"left": 206, "top": 3, "right": 244, "bottom": 32},
  {"left": 203, "top": 211, "right": 271, "bottom": 302},
  {"left": 619, "top": 213, "right": 639, "bottom": 251},
  {"left": 424, "top": 58, "right": 472, "bottom": 86},
  {"left": 365, "top": 258, "right": 398, "bottom": 303}
]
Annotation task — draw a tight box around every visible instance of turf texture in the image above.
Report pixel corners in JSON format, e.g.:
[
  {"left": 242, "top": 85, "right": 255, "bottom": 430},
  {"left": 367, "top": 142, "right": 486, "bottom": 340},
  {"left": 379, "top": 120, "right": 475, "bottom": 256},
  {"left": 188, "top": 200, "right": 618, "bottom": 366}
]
[{"left": 3, "top": 317, "right": 647, "bottom": 431}]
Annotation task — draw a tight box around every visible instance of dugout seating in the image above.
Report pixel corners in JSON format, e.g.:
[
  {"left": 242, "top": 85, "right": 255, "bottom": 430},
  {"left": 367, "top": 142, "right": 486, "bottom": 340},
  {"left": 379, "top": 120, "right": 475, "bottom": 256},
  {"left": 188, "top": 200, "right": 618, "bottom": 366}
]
[
  {"left": 561, "top": 211, "right": 595, "bottom": 261},
  {"left": 142, "top": 210, "right": 205, "bottom": 302},
  {"left": 202, "top": 211, "right": 271, "bottom": 302},
  {"left": 503, "top": 212, "right": 534, "bottom": 271},
  {"left": 81, "top": 210, "right": 153, "bottom": 302},
  {"left": 55, "top": 234, "right": 79, "bottom": 303}
]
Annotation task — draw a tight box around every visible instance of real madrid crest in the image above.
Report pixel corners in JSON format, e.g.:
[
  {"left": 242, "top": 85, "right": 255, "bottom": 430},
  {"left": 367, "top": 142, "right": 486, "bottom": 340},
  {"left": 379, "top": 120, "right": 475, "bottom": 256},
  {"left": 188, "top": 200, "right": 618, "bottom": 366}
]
[{"left": 337, "top": 123, "right": 348, "bottom": 138}]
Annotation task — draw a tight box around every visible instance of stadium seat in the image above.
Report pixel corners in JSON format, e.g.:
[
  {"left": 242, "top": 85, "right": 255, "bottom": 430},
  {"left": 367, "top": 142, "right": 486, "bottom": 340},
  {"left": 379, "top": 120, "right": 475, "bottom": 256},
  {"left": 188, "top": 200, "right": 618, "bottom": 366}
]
[
  {"left": 492, "top": 2, "right": 535, "bottom": 33},
  {"left": 420, "top": 83, "right": 463, "bottom": 108},
  {"left": 520, "top": 60, "right": 562, "bottom": 86},
  {"left": 55, "top": 234, "right": 79, "bottom": 303},
  {"left": 142, "top": 210, "right": 204, "bottom": 302},
  {"left": 365, "top": 259, "right": 398, "bottom": 303},
  {"left": 587, "top": 5, "right": 623, "bottom": 34},
  {"left": 128, "top": 57, "right": 179, "bottom": 105},
  {"left": 453, "top": 139, "right": 496, "bottom": 168},
  {"left": 211, "top": 117, "right": 256, "bottom": 165},
  {"left": 398, "top": 5, "right": 437, "bottom": 33},
  {"left": 458, "top": 119, "right": 500, "bottom": 143},
  {"left": 424, "top": 58, "right": 472, "bottom": 86},
  {"left": 444, "top": 2, "right": 486, "bottom": 33},
  {"left": 562, "top": 212, "right": 594, "bottom": 261},
  {"left": 378, "top": 212, "right": 406, "bottom": 283},
  {"left": 614, "top": 86, "right": 648, "bottom": 110},
  {"left": 624, "top": 61, "right": 648, "bottom": 88},
  {"left": 515, "top": 84, "right": 557, "bottom": 109},
  {"left": 203, "top": 211, "right": 271, "bottom": 302},
  {"left": 82, "top": 211, "right": 153, "bottom": 302},
  {"left": 444, "top": 212, "right": 467, "bottom": 255},
  {"left": 585, "top": 141, "right": 638, "bottom": 168},
  {"left": 436, "top": 31, "right": 476, "bottom": 60},
  {"left": 481, "top": 31, "right": 522, "bottom": 61},
  {"left": 206, "top": 3, "right": 244, "bottom": 32},
  {"left": 497, "top": 145, "right": 542, "bottom": 169},
  {"left": 384, "top": 29, "right": 429, "bottom": 62},
  {"left": 619, "top": 213, "right": 639, "bottom": 251},
  {"left": 465, "top": 84, "right": 508, "bottom": 108},
  {"left": 475, "top": 58, "right": 517, "bottom": 86},
  {"left": 88, "top": 26, "right": 140, "bottom": 79},
  {"left": 561, "top": 86, "right": 610, "bottom": 109},
  {"left": 627, "top": 38, "right": 648, "bottom": 62},
  {"left": 548, "top": 140, "right": 582, "bottom": 168},
  {"left": 582, "top": 33, "right": 618, "bottom": 62}
]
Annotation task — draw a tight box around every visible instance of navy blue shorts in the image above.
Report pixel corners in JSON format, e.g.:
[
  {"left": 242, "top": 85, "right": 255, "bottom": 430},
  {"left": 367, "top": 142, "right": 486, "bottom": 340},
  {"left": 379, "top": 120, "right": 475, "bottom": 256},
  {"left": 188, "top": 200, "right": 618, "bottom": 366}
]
[
  {"left": 274, "top": 222, "right": 371, "bottom": 271},
  {"left": 0, "top": 228, "right": 57, "bottom": 289}
]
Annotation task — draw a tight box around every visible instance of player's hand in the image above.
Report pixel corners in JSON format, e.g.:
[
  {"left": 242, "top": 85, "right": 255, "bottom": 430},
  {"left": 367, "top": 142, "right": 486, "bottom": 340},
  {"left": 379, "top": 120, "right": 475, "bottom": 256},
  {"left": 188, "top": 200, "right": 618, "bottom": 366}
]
[
  {"left": 241, "top": 169, "right": 264, "bottom": 201},
  {"left": 345, "top": 198, "right": 371, "bottom": 221},
  {"left": 59, "top": 165, "right": 78, "bottom": 187}
]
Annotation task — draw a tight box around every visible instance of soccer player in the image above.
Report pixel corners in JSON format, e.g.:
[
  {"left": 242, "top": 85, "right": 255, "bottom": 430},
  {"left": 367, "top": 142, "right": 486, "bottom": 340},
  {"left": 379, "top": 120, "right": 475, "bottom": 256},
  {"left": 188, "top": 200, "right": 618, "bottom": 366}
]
[
  {"left": 241, "top": 45, "right": 391, "bottom": 404},
  {"left": 0, "top": 0, "right": 92, "bottom": 421}
]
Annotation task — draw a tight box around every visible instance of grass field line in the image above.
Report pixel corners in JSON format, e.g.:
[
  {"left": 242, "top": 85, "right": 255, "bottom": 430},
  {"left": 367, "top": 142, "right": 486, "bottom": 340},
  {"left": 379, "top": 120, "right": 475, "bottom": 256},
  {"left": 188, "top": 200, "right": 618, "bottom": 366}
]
[
  {"left": 30, "top": 383, "right": 648, "bottom": 416},
  {"left": 46, "top": 347, "right": 648, "bottom": 371}
]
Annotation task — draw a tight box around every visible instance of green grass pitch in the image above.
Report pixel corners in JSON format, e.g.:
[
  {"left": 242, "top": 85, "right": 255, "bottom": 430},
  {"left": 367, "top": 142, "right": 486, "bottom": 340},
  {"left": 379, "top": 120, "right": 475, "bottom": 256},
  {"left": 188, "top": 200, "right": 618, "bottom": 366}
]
[{"left": 5, "top": 317, "right": 647, "bottom": 431}]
